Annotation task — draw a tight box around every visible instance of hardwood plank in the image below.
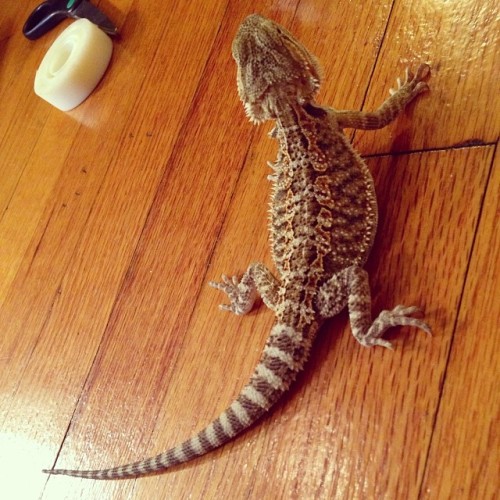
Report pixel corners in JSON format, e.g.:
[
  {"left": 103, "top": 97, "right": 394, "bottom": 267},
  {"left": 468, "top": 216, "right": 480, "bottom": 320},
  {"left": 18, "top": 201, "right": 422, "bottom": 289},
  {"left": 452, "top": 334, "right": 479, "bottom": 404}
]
[
  {"left": 0, "top": 1, "right": 496, "bottom": 499},
  {"left": 0, "top": 0, "right": 132, "bottom": 304},
  {"left": 291, "top": 0, "right": 393, "bottom": 110},
  {"left": 38, "top": 2, "right": 292, "bottom": 497},
  {"left": 0, "top": 2, "right": 229, "bottom": 499},
  {"left": 0, "top": 3, "right": 36, "bottom": 75},
  {"left": 420, "top": 150, "right": 499, "bottom": 499},
  {"left": 131, "top": 146, "right": 490, "bottom": 499},
  {"left": 355, "top": 0, "right": 499, "bottom": 153},
  {"left": 0, "top": 46, "right": 54, "bottom": 221},
  {"left": 0, "top": 0, "right": 217, "bottom": 395},
  {"left": 0, "top": 113, "right": 79, "bottom": 305},
  {"left": 39, "top": 1, "right": 396, "bottom": 498}
]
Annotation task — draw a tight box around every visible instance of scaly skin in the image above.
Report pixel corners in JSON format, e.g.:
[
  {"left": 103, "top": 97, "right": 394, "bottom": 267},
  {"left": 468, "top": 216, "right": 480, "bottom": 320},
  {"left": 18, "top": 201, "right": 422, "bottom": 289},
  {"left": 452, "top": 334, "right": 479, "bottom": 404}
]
[{"left": 43, "top": 14, "right": 430, "bottom": 479}]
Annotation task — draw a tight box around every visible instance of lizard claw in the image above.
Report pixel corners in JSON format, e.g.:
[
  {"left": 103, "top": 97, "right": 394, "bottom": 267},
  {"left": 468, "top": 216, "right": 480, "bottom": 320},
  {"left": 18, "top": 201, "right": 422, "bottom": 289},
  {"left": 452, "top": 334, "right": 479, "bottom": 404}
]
[
  {"left": 389, "top": 63, "right": 431, "bottom": 97},
  {"left": 358, "top": 304, "right": 431, "bottom": 348},
  {"left": 377, "top": 305, "right": 432, "bottom": 335},
  {"left": 209, "top": 274, "right": 256, "bottom": 315},
  {"left": 415, "top": 63, "right": 431, "bottom": 81}
]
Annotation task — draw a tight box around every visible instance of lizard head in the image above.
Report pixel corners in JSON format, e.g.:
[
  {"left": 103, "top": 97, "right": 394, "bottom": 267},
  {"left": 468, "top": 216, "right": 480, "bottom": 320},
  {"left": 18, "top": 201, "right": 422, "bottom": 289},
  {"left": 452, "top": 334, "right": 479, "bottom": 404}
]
[{"left": 232, "top": 14, "right": 322, "bottom": 123}]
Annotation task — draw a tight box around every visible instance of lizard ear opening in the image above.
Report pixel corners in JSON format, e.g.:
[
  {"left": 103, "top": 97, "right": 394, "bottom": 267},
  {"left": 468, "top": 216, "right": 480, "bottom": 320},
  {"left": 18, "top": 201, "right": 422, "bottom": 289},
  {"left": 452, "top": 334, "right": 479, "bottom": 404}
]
[{"left": 243, "top": 97, "right": 275, "bottom": 124}]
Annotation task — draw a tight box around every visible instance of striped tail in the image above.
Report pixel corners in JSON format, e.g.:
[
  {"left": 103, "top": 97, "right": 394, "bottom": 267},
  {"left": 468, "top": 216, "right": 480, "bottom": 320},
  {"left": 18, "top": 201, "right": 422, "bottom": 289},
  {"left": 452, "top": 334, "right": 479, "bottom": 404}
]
[{"left": 43, "top": 323, "right": 313, "bottom": 479}]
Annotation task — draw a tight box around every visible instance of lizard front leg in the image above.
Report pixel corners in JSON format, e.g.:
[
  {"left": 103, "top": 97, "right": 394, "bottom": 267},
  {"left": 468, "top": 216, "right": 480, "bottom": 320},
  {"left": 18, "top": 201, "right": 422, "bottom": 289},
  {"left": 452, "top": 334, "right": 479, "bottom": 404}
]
[
  {"left": 333, "top": 64, "right": 430, "bottom": 130},
  {"left": 209, "top": 262, "right": 280, "bottom": 315},
  {"left": 316, "top": 266, "right": 430, "bottom": 348}
]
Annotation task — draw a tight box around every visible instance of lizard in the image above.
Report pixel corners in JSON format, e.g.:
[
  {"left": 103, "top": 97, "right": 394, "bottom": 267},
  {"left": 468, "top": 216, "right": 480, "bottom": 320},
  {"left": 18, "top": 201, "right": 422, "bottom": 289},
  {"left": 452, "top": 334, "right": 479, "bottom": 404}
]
[{"left": 43, "top": 13, "right": 431, "bottom": 479}]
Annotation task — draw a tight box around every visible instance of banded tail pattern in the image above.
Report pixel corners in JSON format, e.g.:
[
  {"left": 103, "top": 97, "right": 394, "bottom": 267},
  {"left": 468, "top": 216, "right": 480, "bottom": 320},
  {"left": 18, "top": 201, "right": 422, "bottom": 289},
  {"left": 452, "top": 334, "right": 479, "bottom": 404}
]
[{"left": 43, "top": 323, "right": 314, "bottom": 479}]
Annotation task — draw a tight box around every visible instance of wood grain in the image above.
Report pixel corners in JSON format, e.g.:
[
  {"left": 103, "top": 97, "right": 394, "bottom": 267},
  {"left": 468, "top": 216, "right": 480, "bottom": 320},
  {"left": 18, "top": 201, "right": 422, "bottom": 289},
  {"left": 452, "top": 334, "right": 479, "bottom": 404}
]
[
  {"left": 355, "top": 0, "right": 499, "bottom": 153},
  {"left": 0, "top": 0, "right": 497, "bottom": 498},
  {"left": 420, "top": 151, "right": 499, "bottom": 499}
]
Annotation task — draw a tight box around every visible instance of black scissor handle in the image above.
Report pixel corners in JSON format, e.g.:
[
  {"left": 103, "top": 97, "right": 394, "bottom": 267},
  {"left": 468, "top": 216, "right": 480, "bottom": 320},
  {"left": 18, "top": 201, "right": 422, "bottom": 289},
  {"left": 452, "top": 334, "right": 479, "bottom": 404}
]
[{"left": 23, "top": 0, "right": 81, "bottom": 40}]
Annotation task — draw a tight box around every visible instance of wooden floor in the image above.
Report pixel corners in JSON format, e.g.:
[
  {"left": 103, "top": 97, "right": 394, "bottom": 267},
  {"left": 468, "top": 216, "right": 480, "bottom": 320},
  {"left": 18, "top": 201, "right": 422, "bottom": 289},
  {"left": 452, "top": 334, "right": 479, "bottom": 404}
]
[{"left": 1, "top": 1, "right": 498, "bottom": 499}]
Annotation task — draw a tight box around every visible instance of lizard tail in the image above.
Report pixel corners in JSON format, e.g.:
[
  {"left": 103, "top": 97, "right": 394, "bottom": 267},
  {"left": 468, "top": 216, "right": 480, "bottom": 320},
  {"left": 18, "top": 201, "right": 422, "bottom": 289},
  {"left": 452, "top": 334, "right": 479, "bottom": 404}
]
[{"left": 43, "top": 322, "right": 314, "bottom": 479}]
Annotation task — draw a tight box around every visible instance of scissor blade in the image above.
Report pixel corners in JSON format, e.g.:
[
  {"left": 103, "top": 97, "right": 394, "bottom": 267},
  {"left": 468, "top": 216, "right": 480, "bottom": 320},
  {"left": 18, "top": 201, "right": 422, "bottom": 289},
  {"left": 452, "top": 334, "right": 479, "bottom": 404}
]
[{"left": 72, "top": 1, "right": 118, "bottom": 36}]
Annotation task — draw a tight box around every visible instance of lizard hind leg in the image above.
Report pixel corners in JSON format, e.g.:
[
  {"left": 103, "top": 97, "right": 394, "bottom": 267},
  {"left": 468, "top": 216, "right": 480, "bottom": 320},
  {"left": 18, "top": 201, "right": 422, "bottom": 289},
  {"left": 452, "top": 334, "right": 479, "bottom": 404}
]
[
  {"left": 209, "top": 262, "right": 280, "bottom": 315},
  {"left": 317, "top": 266, "right": 430, "bottom": 349}
]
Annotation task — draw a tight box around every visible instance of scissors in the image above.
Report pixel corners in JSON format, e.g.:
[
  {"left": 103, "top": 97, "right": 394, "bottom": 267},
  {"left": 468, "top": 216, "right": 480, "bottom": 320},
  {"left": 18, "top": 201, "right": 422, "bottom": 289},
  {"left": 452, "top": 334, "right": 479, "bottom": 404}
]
[{"left": 23, "top": 0, "right": 118, "bottom": 40}]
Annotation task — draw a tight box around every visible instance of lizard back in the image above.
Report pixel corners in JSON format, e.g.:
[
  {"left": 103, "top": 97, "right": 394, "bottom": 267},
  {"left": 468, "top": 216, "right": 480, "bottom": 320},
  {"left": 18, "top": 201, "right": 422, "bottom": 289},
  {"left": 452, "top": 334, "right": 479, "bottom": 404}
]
[{"left": 270, "top": 101, "right": 378, "bottom": 283}]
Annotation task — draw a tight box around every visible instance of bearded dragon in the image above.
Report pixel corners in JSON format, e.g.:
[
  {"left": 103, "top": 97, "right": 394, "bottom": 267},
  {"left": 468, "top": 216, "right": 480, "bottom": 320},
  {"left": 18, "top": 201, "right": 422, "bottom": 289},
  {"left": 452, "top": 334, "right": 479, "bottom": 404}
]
[{"left": 43, "top": 13, "right": 431, "bottom": 479}]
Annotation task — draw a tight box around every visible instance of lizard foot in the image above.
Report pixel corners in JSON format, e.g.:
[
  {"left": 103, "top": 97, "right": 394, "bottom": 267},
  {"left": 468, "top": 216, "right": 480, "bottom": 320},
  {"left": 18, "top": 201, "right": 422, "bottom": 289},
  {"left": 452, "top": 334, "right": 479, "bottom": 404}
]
[
  {"left": 389, "top": 63, "right": 431, "bottom": 98},
  {"left": 357, "top": 305, "right": 431, "bottom": 349},
  {"left": 209, "top": 274, "right": 257, "bottom": 315}
]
